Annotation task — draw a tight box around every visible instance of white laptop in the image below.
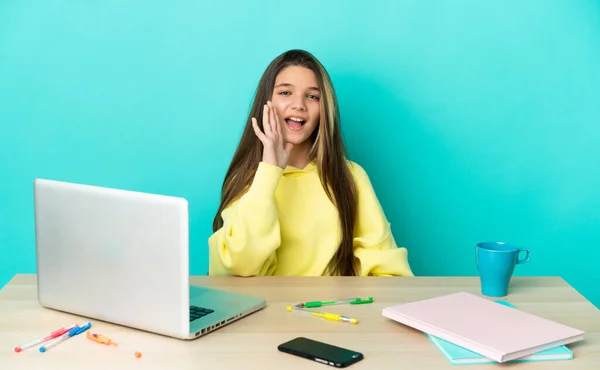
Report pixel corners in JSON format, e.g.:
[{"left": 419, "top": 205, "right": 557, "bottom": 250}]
[{"left": 33, "top": 178, "right": 266, "bottom": 340}]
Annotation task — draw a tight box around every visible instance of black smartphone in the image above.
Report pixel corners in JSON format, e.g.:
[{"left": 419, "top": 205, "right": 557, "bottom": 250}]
[{"left": 277, "top": 337, "right": 364, "bottom": 368}]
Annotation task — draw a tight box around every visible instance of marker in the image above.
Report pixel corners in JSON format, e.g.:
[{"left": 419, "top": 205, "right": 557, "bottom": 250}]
[
  {"left": 295, "top": 297, "right": 373, "bottom": 308},
  {"left": 14, "top": 324, "right": 77, "bottom": 352},
  {"left": 287, "top": 306, "right": 359, "bottom": 324},
  {"left": 86, "top": 331, "right": 142, "bottom": 358},
  {"left": 39, "top": 322, "right": 92, "bottom": 353}
]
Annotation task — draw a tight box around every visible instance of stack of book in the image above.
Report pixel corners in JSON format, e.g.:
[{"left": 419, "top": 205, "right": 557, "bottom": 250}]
[{"left": 382, "top": 291, "right": 584, "bottom": 365}]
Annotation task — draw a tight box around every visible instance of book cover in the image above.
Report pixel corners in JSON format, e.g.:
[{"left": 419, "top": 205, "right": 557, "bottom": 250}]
[
  {"left": 427, "top": 300, "right": 573, "bottom": 365},
  {"left": 381, "top": 291, "right": 584, "bottom": 363}
]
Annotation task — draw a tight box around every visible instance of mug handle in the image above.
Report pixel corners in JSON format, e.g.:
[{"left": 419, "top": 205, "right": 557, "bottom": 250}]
[{"left": 517, "top": 249, "right": 531, "bottom": 264}]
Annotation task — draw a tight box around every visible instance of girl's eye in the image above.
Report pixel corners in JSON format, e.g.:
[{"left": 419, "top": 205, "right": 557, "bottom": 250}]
[
  {"left": 278, "top": 91, "right": 291, "bottom": 95},
  {"left": 308, "top": 94, "right": 320, "bottom": 100}
]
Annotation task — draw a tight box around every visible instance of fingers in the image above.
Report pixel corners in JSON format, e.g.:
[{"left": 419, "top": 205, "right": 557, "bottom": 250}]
[
  {"left": 262, "top": 103, "right": 272, "bottom": 137},
  {"left": 252, "top": 117, "right": 267, "bottom": 142},
  {"left": 268, "top": 101, "right": 280, "bottom": 135},
  {"left": 255, "top": 101, "right": 282, "bottom": 145}
]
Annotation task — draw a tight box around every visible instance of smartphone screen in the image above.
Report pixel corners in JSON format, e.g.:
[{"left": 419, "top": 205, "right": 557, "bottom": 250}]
[{"left": 277, "top": 337, "right": 364, "bottom": 367}]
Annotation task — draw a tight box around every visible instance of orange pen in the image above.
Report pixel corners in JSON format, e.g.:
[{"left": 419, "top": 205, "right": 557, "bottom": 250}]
[{"left": 86, "top": 331, "right": 142, "bottom": 358}]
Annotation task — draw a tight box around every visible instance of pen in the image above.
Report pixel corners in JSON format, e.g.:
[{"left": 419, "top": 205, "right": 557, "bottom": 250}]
[
  {"left": 39, "top": 321, "right": 92, "bottom": 353},
  {"left": 86, "top": 331, "right": 142, "bottom": 358},
  {"left": 295, "top": 297, "right": 373, "bottom": 308},
  {"left": 287, "top": 306, "right": 359, "bottom": 324},
  {"left": 14, "top": 324, "right": 77, "bottom": 352}
]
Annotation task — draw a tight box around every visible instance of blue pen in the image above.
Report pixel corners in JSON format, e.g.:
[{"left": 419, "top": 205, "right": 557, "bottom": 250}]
[{"left": 39, "top": 321, "right": 92, "bottom": 353}]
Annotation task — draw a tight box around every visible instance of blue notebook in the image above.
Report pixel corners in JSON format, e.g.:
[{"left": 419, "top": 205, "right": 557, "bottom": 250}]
[{"left": 426, "top": 300, "right": 574, "bottom": 365}]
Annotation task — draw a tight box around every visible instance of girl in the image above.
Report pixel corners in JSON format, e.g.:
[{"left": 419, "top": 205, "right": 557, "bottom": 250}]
[{"left": 208, "top": 49, "right": 413, "bottom": 277}]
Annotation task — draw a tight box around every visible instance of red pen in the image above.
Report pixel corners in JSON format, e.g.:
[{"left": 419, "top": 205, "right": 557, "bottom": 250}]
[{"left": 14, "top": 324, "right": 77, "bottom": 352}]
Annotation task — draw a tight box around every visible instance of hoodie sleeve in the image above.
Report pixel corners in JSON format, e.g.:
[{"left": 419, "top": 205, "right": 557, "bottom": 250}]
[
  {"left": 350, "top": 162, "right": 414, "bottom": 277},
  {"left": 208, "top": 162, "right": 283, "bottom": 276}
]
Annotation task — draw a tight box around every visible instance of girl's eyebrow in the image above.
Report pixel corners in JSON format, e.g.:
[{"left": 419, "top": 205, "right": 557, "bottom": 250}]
[{"left": 274, "top": 82, "right": 320, "bottom": 92}]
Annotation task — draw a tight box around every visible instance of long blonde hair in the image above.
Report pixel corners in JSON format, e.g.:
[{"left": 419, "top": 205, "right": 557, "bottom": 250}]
[{"left": 212, "top": 49, "right": 359, "bottom": 276}]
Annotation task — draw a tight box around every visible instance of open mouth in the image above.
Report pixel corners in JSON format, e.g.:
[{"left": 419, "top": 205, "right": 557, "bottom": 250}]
[{"left": 284, "top": 116, "right": 306, "bottom": 131}]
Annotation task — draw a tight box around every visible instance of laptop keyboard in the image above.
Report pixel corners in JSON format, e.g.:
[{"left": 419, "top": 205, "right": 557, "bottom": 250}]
[{"left": 190, "top": 305, "right": 214, "bottom": 322}]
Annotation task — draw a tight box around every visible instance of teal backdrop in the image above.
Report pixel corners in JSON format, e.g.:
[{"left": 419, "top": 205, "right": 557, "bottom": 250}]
[{"left": 1, "top": 1, "right": 599, "bottom": 307}]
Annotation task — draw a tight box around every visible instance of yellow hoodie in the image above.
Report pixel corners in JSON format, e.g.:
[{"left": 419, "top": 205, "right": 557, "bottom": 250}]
[{"left": 208, "top": 160, "right": 413, "bottom": 277}]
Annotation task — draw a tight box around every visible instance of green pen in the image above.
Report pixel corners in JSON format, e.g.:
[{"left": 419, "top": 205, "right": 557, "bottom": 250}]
[{"left": 295, "top": 297, "right": 373, "bottom": 308}]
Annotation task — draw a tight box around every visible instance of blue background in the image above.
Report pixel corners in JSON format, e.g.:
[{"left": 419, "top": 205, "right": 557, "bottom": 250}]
[{"left": 1, "top": 1, "right": 599, "bottom": 307}]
